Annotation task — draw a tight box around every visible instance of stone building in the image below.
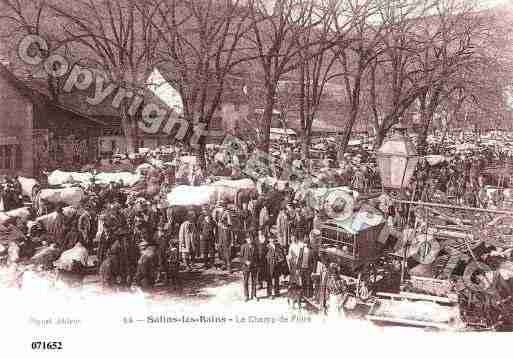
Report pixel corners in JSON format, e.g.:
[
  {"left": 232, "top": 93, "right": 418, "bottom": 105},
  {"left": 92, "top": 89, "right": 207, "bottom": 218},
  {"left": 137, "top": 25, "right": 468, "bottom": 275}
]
[{"left": 0, "top": 63, "right": 105, "bottom": 177}]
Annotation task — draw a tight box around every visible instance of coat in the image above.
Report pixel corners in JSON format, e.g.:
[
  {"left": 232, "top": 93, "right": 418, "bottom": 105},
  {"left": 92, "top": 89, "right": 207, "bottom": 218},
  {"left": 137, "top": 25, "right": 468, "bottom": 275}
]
[
  {"left": 240, "top": 242, "right": 258, "bottom": 271},
  {"left": 48, "top": 213, "right": 66, "bottom": 246},
  {"left": 276, "top": 210, "right": 291, "bottom": 247},
  {"left": 265, "top": 243, "right": 286, "bottom": 277},
  {"left": 199, "top": 220, "right": 216, "bottom": 253},
  {"left": 99, "top": 254, "right": 120, "bottom": 287},
  {"left": 178, "top": 221, "right": 195, "bottom": 254},
  {"left": 135, "top": 246, "right": 158, "bottom": 289},
  {"left": 78, "top": 211, "right": 92, "bottom": 241}
]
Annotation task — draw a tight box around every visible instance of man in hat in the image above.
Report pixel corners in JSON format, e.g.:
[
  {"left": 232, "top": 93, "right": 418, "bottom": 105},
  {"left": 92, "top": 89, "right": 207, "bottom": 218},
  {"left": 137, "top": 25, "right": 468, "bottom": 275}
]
[
  {"left": 218, "top": 210, "right": 233, "bottom": 272},
  {"left": 297, "top": 236, "right": 315, "bottom": 298},
  {"left": 240, "top": 237, "right": 258, "bottom": 301},
  {"left": 199, "top": 212, "right": 216, "bottom": 268},
  {"left": 265, "top": 235, "right": 286, "bottom": 299},
  {"left": 178, "top": 213, "right": 196, "bottom": 270},
  {"left": 309, "top": 228, "right": 322, "bottom": 266},
  {"left": 97, "top": 214, "right": 115, "bottom": 267},
  {"left": 293, "top": 203, "right": 308, "bottom": 243},
  {"left": 276, "top": 205, "right": 291, "bottom": 253},
  {"left": 48, "top": 205, "right": 67, "bottom": 247},
  {"left": 99, "top": 240, "right": 121, "bottom": 290},
  {"left": 259, "top": 204, "right": 270, "bottom": 243},
  {"left": 78, "top": 206, "right": 93, "bottom": 249},
  {"left": 212, "top": 199, "right": 226, "bottom": 255},
  {"left": 155, "top": 223, "right": 169, "bottom": 284},
  {"left": 135, "top": 241, "right": 158, "bottom": 290}
]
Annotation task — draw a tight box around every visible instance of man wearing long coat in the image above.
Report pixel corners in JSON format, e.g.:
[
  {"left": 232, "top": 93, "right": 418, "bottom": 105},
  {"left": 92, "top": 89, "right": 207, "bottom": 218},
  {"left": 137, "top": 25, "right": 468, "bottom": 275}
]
[
  {"left": 178, "top": 218, "right": 195, "bottom": 270},
  {"left": 199, "top": 214, "right": 216, "bottom": 268},
  {"left": 78, "top": 209, "right": 93, "bottom": 248},
  {"left": 48, "top": 206, "right": 67, "bottom": 247},
  {"left": 276, "top": 207, "right": 291, "bottom": 251},
  {"left": 218, "top": 211, "right": 233, "bottom": 272},
  {"left": 265, "top": 238, "right": 286, "bottom": 298}
]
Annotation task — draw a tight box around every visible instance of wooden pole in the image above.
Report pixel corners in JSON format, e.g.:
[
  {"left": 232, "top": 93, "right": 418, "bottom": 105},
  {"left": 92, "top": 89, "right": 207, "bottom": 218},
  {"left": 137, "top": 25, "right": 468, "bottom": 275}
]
[{"left": 390, "top": 200, "right": 513, "bottom": 217}]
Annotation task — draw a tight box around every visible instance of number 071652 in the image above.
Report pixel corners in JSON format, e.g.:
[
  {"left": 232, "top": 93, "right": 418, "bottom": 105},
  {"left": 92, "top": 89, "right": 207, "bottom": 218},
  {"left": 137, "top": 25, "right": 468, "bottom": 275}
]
[{"left": 31, "top": 341, "right": 63, "bottom": 350}]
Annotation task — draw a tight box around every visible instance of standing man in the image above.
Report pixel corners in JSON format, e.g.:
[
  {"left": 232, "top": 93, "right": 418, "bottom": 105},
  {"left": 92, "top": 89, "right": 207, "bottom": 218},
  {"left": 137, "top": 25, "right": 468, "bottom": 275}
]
[
  {"left": 218, "top": 211, "right": 233, "bottom": 272},
  {"left": 199, "top": 213, "right": 216, "bottom": 269},
  {"left": 135, "top": 241, "right": 158, "bottom": 290},
  {"left": 240, "top": 237, "right": 258, "bottom": 302},
  {"left": 298, "top": 237, "right": 315, "bottom": 299},
  {"left": 259, "top": 204, "right": 270, "bottom": 243},
  {"left": 212, "top": 199, "right": 225, "bottom": 257},
  {"left": 178, "top": 213, "right": 196, "bottom": 270},
  {"left": 265, "top": 236, "right": 286, "bottom": 299},
  {"left": 49, "top": 205, "right": 67, "bottom": 247},
  {"left": 276, "top": 205, "right": 291, "bottom": 253},
  {"left": 78, "top": 206, "right": 93, "bottom": 249}
]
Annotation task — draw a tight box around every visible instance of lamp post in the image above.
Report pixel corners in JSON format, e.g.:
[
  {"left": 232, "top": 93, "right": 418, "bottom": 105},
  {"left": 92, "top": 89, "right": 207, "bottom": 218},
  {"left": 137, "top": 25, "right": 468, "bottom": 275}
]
[
  {"left": 376, "top": 124, "right": 419, "bottom": 193},
  {"left": 376, "top": 123, "right": 419, "bottom": 284}
]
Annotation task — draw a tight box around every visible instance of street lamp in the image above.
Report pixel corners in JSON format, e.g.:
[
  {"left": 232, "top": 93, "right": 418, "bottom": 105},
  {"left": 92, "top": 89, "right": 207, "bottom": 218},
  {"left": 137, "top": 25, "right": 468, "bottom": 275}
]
[
  {"left": 376, "top": 124, "right": 419, "bottom": 191},
  {"left": 376, "top": 123, "right": 419, "bottom": 284}
]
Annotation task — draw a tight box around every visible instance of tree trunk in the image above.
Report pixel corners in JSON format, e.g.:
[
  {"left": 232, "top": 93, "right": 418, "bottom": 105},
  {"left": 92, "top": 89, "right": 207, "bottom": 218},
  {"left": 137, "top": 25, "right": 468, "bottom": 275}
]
[
  {"left": 300, "top": 130, "right": 311, "bottom": 159},
  {"left": 374, "top": 127, "right": 388, "bottom": 150},
  {"left": 260, "top": 87, "right": 276, "bottom": 154},
  {"left": 340, "top": 80, "right": 361, "bottom": 154}
]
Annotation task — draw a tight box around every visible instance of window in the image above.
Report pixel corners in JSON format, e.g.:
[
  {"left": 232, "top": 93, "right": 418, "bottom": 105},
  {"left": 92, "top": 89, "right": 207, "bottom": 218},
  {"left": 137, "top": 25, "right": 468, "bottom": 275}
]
[
  {"left": 4, "top": 146, "right": 12, "bottom": 169},
  {"left": 0, "top": 144, "right": 22, "bottom": 170}
]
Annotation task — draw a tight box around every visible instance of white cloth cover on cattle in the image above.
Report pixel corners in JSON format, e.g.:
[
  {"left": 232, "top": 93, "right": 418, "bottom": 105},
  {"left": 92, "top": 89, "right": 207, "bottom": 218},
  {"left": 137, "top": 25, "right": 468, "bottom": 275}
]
[
  {"left": 38, "top": 187, "right": 84, "bottom": 207},
  {"left": 36, "top": 206, "right": 79, "bottom": 231},
  {"left": 48, "top": 170, "right": 93, "bottom": 186},
  {"left": 167, "top": 185, "right": 218, "bottom": 207},
  {"left": 17, "top": 176, "right": 39, "bottom": 199},
  {"left": 306, "top": 187, "right": 356, "bottom": 220},
  {"left": 424, "top": 155, "right": 448, "bottom": 166},
  {"left": 30, "top": 244, "right": 61, "bottom": 267},
  {"left": 213, "top": 185, "right": 239, "bottom": 204},
  {"left": 212, "top": 178, "right": 256, "bottom": 191},
  {"left": 256, "top": 177, "right": 288, "bottom": 194},
  {"left": 95, "top": 172, "right": 141, "bottom": 187},
  {"left": 136, "top": 163, "right": 154, "bottom": 175},
  {"left": 214, "top": 152, "right": 227, "bottom": 164},
  {"left": 148, "top": 158, "right": 164, "bottom": 168},
  {"left": 180, "top": 156, "right": 198, "bottom": 165},
  {"left": 54, "top": 242, "right": 89, "bottom": 271},
  {"left": 0, "top": 207, "right": 31, "bottom": 226}
]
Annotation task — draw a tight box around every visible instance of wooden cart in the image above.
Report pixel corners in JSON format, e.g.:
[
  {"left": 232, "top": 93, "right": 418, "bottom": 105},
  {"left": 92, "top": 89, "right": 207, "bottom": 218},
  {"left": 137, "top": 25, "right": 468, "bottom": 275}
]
[{"left": 319, "top": 215, "right": 386, "bottom": 275}]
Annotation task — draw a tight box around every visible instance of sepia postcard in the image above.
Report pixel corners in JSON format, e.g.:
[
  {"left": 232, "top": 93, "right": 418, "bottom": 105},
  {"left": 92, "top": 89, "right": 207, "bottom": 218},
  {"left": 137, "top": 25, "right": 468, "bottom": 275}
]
[{"left": 1, "top": 0, "right": 512, "bottom": 356}]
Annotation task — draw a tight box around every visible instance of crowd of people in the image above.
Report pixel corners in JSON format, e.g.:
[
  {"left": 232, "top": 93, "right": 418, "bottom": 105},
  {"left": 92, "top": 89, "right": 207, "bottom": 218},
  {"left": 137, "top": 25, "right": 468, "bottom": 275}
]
[{"left": 2, "top": 134, "right": 513, "bottom": 318}]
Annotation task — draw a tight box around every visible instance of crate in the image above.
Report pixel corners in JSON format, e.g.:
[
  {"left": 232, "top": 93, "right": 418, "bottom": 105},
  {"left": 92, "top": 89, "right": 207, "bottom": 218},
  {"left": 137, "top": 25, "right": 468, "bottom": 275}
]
[
  {"left": 320, "top": 219, "right": 385, "bottom": 273},
  {"left": 408, "top": 275, "right": 454, "bottom": 298}
]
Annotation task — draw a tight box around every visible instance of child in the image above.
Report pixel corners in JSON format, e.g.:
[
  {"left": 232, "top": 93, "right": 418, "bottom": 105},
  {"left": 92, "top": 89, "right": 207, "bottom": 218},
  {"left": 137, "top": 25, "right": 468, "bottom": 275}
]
[{"left": 167, "top": 241, "right": 180, "bottom": 289}]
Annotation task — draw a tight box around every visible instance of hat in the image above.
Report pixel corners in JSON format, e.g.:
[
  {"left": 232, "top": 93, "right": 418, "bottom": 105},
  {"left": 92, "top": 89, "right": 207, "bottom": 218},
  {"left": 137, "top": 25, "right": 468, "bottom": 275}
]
[{"left": 138, "top": 241, "right": 149, "bottom": 249}]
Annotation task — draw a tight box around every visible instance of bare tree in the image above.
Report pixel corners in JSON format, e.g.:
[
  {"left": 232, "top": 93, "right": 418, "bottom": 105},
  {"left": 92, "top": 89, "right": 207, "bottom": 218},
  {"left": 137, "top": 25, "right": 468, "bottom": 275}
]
[
  {"left": 413, "top": 0, "right": 500, "bottom": 153},
  {"left": 143, "top": 0, "right": 254, "bottom": 168},
  {"left": 46, "top": 0, "right": 162, "bottom": 152},
  {"left": 333, "top": 0, "right": 384, "bottom": 154},
  {"left": 244, "top": 0, "right": 339, "bottom": 154},
  {"left": 0, "top": 0, "right": 71, "bottom": 102},
  {"left": 364, "top": 0, "right": 442, "bottom": 149}
]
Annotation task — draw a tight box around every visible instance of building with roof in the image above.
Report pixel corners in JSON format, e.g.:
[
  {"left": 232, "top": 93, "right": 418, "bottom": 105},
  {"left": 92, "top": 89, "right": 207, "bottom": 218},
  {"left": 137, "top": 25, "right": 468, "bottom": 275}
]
[{"left": 0, "top": 63, "right": 106, "bottom": 177}]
